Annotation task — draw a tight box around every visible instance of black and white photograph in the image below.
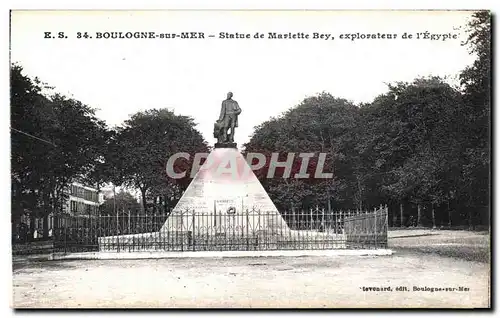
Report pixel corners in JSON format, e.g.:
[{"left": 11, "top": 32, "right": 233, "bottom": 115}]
[{"left": 8, "top": 7, "right": 491, "bottom": 309}]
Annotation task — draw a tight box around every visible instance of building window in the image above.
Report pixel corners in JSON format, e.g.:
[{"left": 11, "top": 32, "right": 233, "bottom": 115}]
[
  {"left": 70, "top": 200, "right": 77, "bottom": 213},
  {"left": 70, "top": 184, "right": 99, "bottom": 202}
]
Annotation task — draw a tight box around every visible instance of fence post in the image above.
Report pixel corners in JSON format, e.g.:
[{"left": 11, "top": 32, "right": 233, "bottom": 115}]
[
  {"left": 246, "top": 209, "right": 249, "bottom": 250},
  {"left": 213, "top": 201, "right": 217, "bottom": 229},
  {"left": 128, "top": 210, "right": 131, "bottom": 234},
  {"left": 417, "top": 204, "right": 422, "bottom": 227},
  {"left": 192, "top": 210, "right": 195, "bottom": 251},
  {"left": 315, "top": 205, "right": 319, "bottom": 229},
  {"left": 374, "top": 207, "right": 378, "bottom": 248},
  {"left": 321, "top": 208, "right": 325, "bottom": 231},
  {"left": 400, "top": 202, "right": 404, "bottom": 228},
  {"left": 310, "top": 208, "right": 313, "bottom": 231},
  {"left": 385, "top": 205, "right": 389, "bottom": 247},
  {"left": 336, "top": 210, "right": 340, "bottom": 234},
  {"left": 97, "top": 213, "right": 100, "bottom": 251},
  {"left": 180, "top": 212, "right": 183, "bottom": 252},
  {"left": 63, "top": 216, "right": 67, "bottom": 254},
  {"left": 327, "top": 198, "right": 331, "bottom": 230},
  {"left": 116, "top": 212, "right": 120, "bottom": 253}
]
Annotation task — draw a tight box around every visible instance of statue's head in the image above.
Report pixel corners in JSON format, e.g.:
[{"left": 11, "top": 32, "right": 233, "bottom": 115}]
[{"left": 227, "top": 92, "right": 233, "bottom": 99}]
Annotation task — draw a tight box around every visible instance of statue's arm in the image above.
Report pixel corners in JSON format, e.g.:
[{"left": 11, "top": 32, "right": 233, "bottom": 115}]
[{"left": 235, "top": 101, "right": 242, "bottom": 115}]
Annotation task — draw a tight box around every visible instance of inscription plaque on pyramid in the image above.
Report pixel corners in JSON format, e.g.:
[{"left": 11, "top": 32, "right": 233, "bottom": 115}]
[{"left": 160, "top": 147, "right": 290, "bottom": 235}]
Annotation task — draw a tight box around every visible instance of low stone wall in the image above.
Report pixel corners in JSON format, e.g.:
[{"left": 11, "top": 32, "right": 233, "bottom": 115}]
[
  {"left": 189, "top": 235, "right": 260, "bottom": 251},
  {"left": 98, "top": 231, "right": 192, "bottom": 252},
  {"left": 276, "top": 239, "right": 346, "bottom": 250},
  {"left": 13, "top": 240, "right": 55, "bottom": 255}
]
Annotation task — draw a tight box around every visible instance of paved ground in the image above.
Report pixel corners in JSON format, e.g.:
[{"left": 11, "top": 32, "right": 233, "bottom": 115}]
[
  {"left": 11, "top": 229, "right": 490, "bottom": 308},
  {"left": 389, "top": 229, "right": 490, "bottom": 263}
]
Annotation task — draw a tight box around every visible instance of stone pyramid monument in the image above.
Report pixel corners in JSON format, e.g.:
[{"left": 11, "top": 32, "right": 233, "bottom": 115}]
[
  {"left": 160, "top": 146, "right": 290, "bottom": 235},
  {"left": 161, "top": 92, "right": 289, "bottom": 236},
  {"left": 98, "top": 92, "right": 291, "bottom": 252}
]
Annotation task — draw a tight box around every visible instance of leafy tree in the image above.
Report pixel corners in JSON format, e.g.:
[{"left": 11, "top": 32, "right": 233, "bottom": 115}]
[
  {"left": 11, "top": 64, "right": 110, "bottom": 237},
  {"left": 11, "top": 11, "right": 491, "bottom": 233},
  {"left": 109, "top": 109, "right": 208, "bottom": 213},
  {"left": 100, "top": 190, "right": 141, "bottom": 216},
  {"left": 359, "top": 76, "right": 473, "bottom": 226},
  {"left": 457, "top": 11, "right": 491, "bottom": 226},
  {"left": 11, "top": 64, "right": 55, "bottom": 234},
  {"left": 244, "top": 93, "right": 360, "bottom": 211}
]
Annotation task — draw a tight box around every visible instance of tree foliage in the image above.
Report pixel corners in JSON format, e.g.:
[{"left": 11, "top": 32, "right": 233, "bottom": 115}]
[
  {"left": 11, "top": 64, "right": 110, "bottom": 235},
  {"left": 108, "top": 108, "right": 209, "bottom": 212},
  {"left": 100, "top": 190, "right": 141, "bottom": 216},
  {"left": 244, "top": 93, "right": 359, "bottom": 210},
  {"left": 243, "top": 10, "right": 490, "bottom": 227},
  {"left": 11, "top": 11, "right": 490, "bottom": 229}
]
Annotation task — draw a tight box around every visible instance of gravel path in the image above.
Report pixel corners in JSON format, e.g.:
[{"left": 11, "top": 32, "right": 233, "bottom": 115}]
[
  {"left": 12, "top": 252, "right": 489, "bottom": 308},
  {"left": 388, "top": 229, "right": 490, "bottom": 262}
]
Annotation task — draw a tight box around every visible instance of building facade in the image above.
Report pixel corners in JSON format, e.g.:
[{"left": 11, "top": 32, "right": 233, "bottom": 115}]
[
  {"left": 17, "top": 182, "right": 103, "bottom": 240},
  {"left": 64, "top": 182, "right": 103, "bottom": 216}
]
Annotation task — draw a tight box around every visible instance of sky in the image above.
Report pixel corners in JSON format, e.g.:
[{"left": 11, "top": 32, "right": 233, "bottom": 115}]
[{"left": 11, "top": 10, "right": 477, "bottom": 148}]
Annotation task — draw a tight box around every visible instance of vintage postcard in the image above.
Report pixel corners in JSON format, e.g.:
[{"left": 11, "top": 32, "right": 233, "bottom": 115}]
[{"left": 10, "top": 9, "right": 491, "bottom": 309}]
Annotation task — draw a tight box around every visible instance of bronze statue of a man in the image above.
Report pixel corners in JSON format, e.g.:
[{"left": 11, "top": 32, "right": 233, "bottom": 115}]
[{"left": 215, "top": 92, "right": 241, "bottom": 143}]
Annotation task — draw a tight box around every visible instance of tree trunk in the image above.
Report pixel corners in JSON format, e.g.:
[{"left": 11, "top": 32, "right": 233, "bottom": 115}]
[
  {"left": 44, "top": 190, "right": 55, "bottom": 239},
  {"left": 417, "top": 204, "right": 422, "bottom": 227},
  {"left": 41, "top": 190, "right": 51, "bottom": 239},
  {"left": 431, "top": 203, "right": 436, "bottom": 229},
  {"left": 164, "top": 195, "right": 168, "bottom": 215},
  {"left": 467, "top": 190, "right": 473, "bottom": 230},
  {"left": 468, "top": 210, "right": 473, "bottom": 230},
  {"left": 400, "top": 202, "right": 404, "bottom": 228},
  {"left": 42, "top": 214, "right": 49, "bottom": 238},
  {"left": 29, "top": 213, "right": 35, "bottom": 242},
  {"left": 152, "top": 196, "right": 157, "bottom": 215},
  {"left": 158, "top": 196, "right": 163, "bottom": 216},
  {"left": 113, "top": 185, "right": 117, "bottom": 215},
  {"left": 447, "top": 201, "right": 452, "bottom": 227},
  {"left": 392, "top": 205, "right": 397, "bottom": 228},
  {"left": 140, "top": 188, "right": 148, "bottom": 214},
  {"left": 126, "top": 206, "right": 130, "bottom": 234},
  {"left": 356, "top": 176, "right": 363, "bottom": 211}
]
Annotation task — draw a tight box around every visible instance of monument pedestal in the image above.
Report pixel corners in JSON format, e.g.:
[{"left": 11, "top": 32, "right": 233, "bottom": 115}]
[
  {"left": 98, "top": 147, "right": 291, "bottom": 252},
  {"left": 214, "top": 142, "right": 237, "bottom": 149},
  {"left": 160, "top": 147, "right": 290, "bottom": 234}
]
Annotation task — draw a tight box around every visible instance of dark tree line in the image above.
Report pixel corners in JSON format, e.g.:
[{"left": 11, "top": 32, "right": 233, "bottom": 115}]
[
  {"left": 11, "top": 64, "right": 110, "bottom": 238},
  {"left": 11, "top": 69, "right": 208, "bottom": 239},
  {"left": 108, "top": 108, "right": 208, "bottom": 214},
  {"left": 243, "top": 12, "right": 490, "bottom": 228},
  {"left": 11, "top": 12, "right": 490, "bottom": 237}
]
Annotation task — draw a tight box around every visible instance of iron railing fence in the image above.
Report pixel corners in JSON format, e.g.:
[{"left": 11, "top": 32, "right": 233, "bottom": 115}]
[
  {"left": 52, "top": 206, "right": 388, "bottom": 253},
  {"left": 344, "top": 206, "right": 388, "bottom": 248}
]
